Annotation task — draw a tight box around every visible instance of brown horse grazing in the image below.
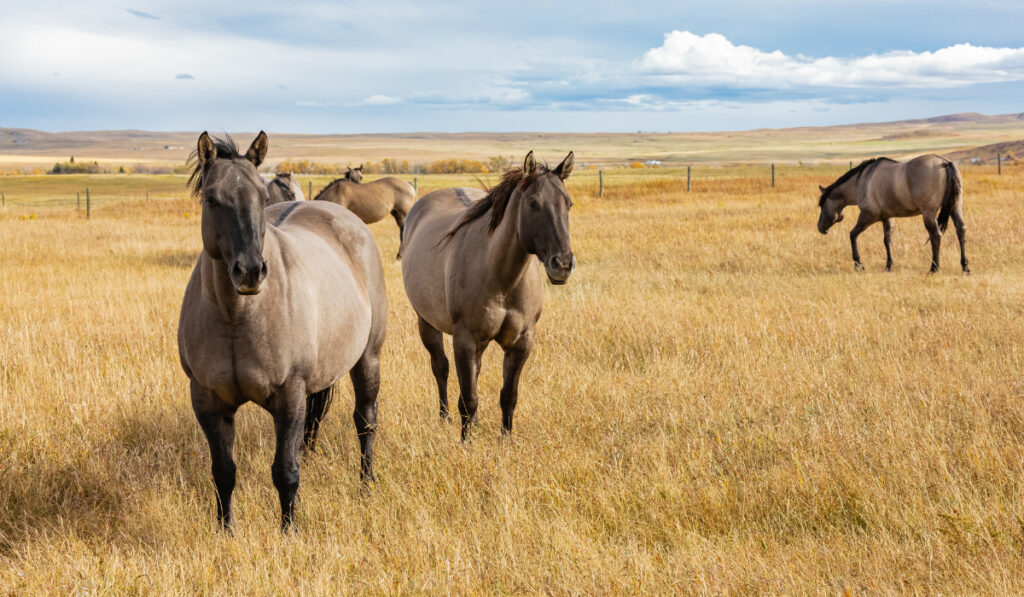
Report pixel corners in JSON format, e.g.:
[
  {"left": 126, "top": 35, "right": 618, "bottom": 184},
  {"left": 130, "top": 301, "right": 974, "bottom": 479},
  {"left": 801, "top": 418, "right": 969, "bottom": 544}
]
[
  {"left": 817, "top": 155, "right": 968, "bottom": 273},
  {"left": 313, "top": 168, "right": 415, "bottom": 259},
  {"left": 178, "top": 132, "right": 387, "bottom": 531},
  {"left": 401, "top": 151, "right": 576, "bottom": 441},
  {"left": 264, "top": 172, "right": 306, "bottom": 206}
]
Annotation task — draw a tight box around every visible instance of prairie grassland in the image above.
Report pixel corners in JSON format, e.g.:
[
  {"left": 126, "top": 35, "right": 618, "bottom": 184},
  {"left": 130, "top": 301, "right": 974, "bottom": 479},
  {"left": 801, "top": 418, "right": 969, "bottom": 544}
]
[{"left": 1, "top": 165, "right": 1023, "bottom": 594}]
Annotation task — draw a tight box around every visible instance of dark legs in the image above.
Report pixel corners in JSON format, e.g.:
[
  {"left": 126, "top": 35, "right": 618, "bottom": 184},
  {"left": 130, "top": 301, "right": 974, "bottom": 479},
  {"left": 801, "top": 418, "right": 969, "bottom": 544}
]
[
  {"left": 882, "top": 219, "right": 894, "bottom": 271},
  {"left": 453, "top": 329, "right": 485, "bottom": 441},
  {"left": 350, "top": 352, "right": 380, "bottom": 482},
  {"left": 849, "top": 211, "right": 877, "bottom": 271},
  {"left": 391, "top": 209, "right": 406, "bottom": 259},
  {"left": 951, "top": 206, "right": 969, "bottom": 273},
  {"left": 304, "top": 386, "right": 334, "bottom": 451},
  {"left": 191, "top": 380, "right": 237, "bottom": 530},
  {"left": 923, "top": 214, "right": 942, "bottom": 273},
  {"left": 499, "top": 334, "right": 533, "bottom": 436},
  {"left": 271, "top": 387, "right": 306, "bottom": 531},
  {"left": 417, "top": 317, "right": 450, "bottom": 421}
]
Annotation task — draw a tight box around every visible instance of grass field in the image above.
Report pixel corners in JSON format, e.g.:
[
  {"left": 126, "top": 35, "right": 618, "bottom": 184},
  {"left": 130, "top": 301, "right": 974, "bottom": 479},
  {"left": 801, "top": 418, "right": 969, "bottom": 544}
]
[{"left": 1, "top": 164, "right": 1023, "bottom": 593}]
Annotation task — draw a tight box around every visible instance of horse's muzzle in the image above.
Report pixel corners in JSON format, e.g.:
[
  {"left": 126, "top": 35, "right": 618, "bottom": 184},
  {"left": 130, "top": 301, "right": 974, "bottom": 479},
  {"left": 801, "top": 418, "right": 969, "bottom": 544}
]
[
  {"left": 231, "top": 257, "right": 268, "bottom": 295},
  {"left": 545, "top": 254, "right": 576, "bottom": 285}
]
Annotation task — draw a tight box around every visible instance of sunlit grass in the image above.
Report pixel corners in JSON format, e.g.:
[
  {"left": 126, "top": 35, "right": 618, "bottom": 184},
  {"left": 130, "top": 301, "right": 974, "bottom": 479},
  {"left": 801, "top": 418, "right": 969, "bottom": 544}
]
[{"left": 0, "top": 164, "right": 1022, "bottom": 593}]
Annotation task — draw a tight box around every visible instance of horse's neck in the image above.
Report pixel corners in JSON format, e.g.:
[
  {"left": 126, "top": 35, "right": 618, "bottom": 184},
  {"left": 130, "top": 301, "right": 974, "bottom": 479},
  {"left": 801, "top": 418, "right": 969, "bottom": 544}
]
[
  {"left": 484, "top": 199, "right": 530, "bottom": 287},
  {"left": 841, "top": 176, "right": 861, "bottom": 206},
  {"left": 201, "top": 230, "right": 281, "bottom": 321}
]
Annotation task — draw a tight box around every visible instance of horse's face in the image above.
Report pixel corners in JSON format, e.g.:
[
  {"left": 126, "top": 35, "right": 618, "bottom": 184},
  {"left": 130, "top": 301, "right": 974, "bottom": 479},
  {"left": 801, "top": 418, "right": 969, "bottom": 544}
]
[
  {"left": 346, "top": 166, "right": 364, "bottom": 183},
  {"left": 198, "top": 132, "right": 270, "bottom": 295},
  {"left": 817, "top": 185, "right": 846, "bottom": 234},
  {"left": 517, "top": 151, "right": 576, "bottom": 285}
]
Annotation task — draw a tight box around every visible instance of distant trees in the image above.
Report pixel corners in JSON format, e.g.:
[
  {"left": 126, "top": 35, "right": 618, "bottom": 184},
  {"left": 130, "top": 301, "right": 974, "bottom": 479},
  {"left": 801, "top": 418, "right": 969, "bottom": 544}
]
[
  {"left": 50, "top": 158, "right": 100, "bottom": 174},
  {"left": 273, "top": 156, "right": 519, "bottom": 176}
]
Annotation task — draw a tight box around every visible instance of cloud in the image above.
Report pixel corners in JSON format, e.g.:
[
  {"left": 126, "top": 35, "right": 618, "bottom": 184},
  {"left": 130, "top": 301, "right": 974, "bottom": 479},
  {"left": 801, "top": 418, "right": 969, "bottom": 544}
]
[
  {"left": 175, "top": 73, "right": 194, "bottom": 80},
  {"left": 638, "top": 31, "right": 1024, "bottom": 88},
  {"left": 361, "top": 94, "right": 401, "bottom": 106},
  {"left": 124, "top": 8, "right": 159, "bottom": 20}
]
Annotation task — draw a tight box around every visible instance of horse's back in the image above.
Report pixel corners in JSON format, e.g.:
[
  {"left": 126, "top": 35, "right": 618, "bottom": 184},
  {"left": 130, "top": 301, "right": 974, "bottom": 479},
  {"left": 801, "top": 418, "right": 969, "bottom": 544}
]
[
  {"left": 865, "top": 155, "right": 949, "bottom": 217},
  {"left": 402, "top": 188, "right": 485, "bottom": 333}
]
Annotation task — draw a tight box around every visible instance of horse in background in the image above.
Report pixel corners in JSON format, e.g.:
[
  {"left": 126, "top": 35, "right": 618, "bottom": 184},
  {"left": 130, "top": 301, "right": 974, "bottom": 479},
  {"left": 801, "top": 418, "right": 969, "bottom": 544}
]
[
  {"left": 313, "top": 167, "right": 415, "bottom": 259},
  {"left": 817, "top": 155, "right": 968, "bottom": 273}
]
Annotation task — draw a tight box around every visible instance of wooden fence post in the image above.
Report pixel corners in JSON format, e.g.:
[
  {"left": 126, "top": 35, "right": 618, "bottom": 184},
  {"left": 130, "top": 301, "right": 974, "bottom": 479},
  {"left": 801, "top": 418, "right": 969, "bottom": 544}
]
[
  {"left": 413, "top": 177, "right": 418, "bottom": 197},
  {"left": 599, "top": 170, "right": 603, "bottom": 197},
  {"left": 86, "top": 188, "right": 91, "bottom": 219},
  {"left": 771, "top": 164, "right": 775, "bottom": 187},
  {"left": 849, "top": 161, "right": 853, "bottom": 170},
  {"left": 998, "top": 153, "right": 1002, "bottom": 175},
  {"left": 687, "top": 166, "right": 691, "bottom": 192}
]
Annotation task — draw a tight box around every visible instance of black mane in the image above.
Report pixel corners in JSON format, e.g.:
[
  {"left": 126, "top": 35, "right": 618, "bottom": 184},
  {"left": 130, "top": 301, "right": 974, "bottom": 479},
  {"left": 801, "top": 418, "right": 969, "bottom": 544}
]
[
  {"left": 269, "top": 176, "right": 296, "bottom": 202},
  {"left": 819, "top": 158, "right": 894, "bottom": 206},
  {"left": 442, "top": 165, "right": 548, "bottom": 241},
  {"left": 187, "top": 135, "right": 243, "bottom": 198}
]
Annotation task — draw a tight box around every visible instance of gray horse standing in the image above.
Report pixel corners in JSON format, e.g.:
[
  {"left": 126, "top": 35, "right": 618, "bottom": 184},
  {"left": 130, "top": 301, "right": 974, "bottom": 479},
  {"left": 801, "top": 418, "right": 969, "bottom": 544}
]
[{"left": 817, "top": 155, "right": 968, "bottom": 273}]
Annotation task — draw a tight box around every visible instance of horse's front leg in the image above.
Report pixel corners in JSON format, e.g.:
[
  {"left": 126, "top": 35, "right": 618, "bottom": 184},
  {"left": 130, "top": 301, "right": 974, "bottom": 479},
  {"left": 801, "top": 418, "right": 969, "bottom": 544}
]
[
  {"left": 499, "top": 331, "right": 534, "bottom": 436},
  {"left": 191, "top": 379, "right": 238, "bottom": 530},
  {"left": 350, "top": 351, "right": 381, "bottom": 483},
  {"left": 453, "top": 328, "right": 486, "bottom": 442},
  {"left": 271, "top": 383, "right": 307, "bottom": 532},
  {"left": 849, "top": 211, "right": 876, "bottom": 271}
]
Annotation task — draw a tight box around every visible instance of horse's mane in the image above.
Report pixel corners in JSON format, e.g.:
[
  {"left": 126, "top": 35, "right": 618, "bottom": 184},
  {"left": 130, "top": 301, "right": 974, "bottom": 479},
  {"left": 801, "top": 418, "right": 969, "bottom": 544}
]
[
  {"left": 313, "top": 177, "right": 353, "bottom": 200},
  {"left": 187, "top": 134, "right": 243, "bottom": 198},
  {"left": 442, "top": 165, "right": 546, "bottom": 241},
  {"left": 269, "top": 176, "right": 296, "bottom": 202},
  {"left": 819, "top": 158, "right": 894, "bottom": 206}
]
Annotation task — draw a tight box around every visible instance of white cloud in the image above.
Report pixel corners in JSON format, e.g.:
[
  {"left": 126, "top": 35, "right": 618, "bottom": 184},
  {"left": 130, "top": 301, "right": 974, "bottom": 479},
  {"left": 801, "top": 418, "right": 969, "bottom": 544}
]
[
  {"left": 361, "top": 94, "right": 402, "bottom": 106},
  {"left": 638, "top": 31, "right": 1024, "bottom": 88}
]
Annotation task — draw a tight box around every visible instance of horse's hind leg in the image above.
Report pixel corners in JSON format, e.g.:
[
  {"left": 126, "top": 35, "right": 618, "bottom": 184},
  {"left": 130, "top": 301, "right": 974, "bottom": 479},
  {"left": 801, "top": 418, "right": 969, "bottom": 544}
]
[
  {"left": 304, "top": 385, "right": 334, "bottom": 451},
  {"left": 882, "top": 219, "right": 894, "bottom": 271},
  {"left": 391, "top": 209, "right": 407, "bottom": 259},
  {"left": 350, "top": 350, "right": 380, "bottom": 483},
  {"left": 499, "top": 331, "right": 534, "bottom": 436},
  {"left": 951, "top": 206, "right": 969, "bottom": 274},
  {"left": 922, "top": 214, "right": 942, "bottom": 273},
  {"left": 271, "top": 383, "right": 306, "bottom": 532},
  {"left": 191, "top": 379, "right": 238, "bottom": 530},
  {"left": 417, "top": 316, "right": 450, "bottom": 421}
]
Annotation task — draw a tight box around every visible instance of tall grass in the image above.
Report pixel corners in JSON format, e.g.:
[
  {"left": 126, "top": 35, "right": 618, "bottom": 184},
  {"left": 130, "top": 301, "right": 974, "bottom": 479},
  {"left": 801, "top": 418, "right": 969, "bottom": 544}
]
[{"left": 0, "top": 165, "right": 1022, "bottom": 593}]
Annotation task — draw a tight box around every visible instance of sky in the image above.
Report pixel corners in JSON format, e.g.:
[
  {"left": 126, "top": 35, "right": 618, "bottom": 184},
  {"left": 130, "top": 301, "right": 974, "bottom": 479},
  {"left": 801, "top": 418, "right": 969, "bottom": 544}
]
[{"left": 1, "top": 0, "right": 1023, "bottom": 133}]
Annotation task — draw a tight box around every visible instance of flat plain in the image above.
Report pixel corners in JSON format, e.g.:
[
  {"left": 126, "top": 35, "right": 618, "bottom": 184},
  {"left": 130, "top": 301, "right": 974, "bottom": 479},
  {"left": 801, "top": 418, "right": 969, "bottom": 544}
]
[{"left": 1, "top": 156, "right": 1023, "bottom": 592}]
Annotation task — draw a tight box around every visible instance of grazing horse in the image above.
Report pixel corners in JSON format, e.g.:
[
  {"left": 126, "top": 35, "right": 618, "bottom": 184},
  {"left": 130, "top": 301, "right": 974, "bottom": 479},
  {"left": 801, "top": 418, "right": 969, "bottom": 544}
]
[
  {"left": 264, "top": 172, "right": 306, "bottom": 206},
  {"left": 178, "top": 132, "right": 387, "bottom": 531},
  {"left": 817, "top": 155, "right": 968, "bottom": 273},
  {"left": 313, "top": 168, "right": 415, "bottom": 259},
  {"left": 401, "top": 151, "right": 576, "bottom": 441}
]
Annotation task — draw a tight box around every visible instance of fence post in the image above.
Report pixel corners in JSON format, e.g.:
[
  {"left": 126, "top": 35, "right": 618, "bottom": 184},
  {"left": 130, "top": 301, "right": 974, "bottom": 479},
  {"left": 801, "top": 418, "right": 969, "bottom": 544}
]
[
  {"left": 413, "top": 177, "right": 418, "bottom": 197},
  {"left": 86, "top": 188, "right": 91, "bottom": 219},
  {"left": 687, "top": 166, "right": 691, "bottom": 192},
  {"left": 771, "top": 163, "right": 775, "bottom": 187},
  {"left": 998, "top": 152, "right": 1002, "bottom": 175},
  {"left": 599, "top": 170, "right": 603, "bottom": 198},
  {"left": 308, "top": 180, "right": 313, "bottom": 199},
  {"left": 1, "top": 192, "right": 4, "bottom": 209},
  {"left": 849, "top": 161, "right": 853, "bottom": 170}
]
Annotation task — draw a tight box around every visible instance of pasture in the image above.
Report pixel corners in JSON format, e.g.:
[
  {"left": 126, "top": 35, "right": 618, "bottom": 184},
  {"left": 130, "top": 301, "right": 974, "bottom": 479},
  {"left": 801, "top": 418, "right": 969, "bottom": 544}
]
[{"left": 1, "top": 164, "right": 1023, "bottom": 593}]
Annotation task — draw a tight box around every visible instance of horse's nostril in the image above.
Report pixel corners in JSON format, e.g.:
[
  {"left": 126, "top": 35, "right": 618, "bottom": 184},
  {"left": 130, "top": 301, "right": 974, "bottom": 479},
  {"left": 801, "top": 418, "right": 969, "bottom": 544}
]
[
  {"left": 260, "top": 261, "right": 268, "bottom": 279},
  {"left": 231, "top": 261, "right": 243, "bottom": 279}
]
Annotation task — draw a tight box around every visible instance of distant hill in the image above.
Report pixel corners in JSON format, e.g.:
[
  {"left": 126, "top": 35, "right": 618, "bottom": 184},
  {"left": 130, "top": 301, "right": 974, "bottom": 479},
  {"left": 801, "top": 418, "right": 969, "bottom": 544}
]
[
  {"left": 3, "top": 112, "right": 1024, "bottom": 168},
  {"left": 946, "top": 139, "right": 1024, "bottom": 164}
]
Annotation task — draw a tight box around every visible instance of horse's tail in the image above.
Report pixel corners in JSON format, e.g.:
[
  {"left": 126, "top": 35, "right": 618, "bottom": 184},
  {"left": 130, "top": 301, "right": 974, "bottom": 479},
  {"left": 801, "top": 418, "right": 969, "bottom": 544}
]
[
  {"left": 303, "top": 384, "right": 335, "bottom": 451},
  {"left": 938, "top": 160, "right": 961, "bottom": 234}
]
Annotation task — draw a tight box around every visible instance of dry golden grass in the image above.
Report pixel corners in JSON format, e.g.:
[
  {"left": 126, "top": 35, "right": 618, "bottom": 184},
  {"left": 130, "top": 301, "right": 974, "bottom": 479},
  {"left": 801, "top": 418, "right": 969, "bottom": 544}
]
[{"left": 1, "top": 165, "right": 1023, "bottom": 594}]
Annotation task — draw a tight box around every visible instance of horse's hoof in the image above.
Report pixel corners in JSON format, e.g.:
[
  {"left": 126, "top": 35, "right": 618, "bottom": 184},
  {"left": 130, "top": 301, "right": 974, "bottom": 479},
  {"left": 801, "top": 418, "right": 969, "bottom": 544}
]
[
  {"left": 854, "top": 262, "right": 864, "bottom": 272},
  {"left": 962, "top": 268, "right": 971, "bottom": 276}
]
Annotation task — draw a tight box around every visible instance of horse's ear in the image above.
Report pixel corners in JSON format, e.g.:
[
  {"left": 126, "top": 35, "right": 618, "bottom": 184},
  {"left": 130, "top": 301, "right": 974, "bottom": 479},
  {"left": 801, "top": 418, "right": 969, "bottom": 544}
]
[
  {"left": 245, "top": 131, "right": 269, "bottom": 167},
  {"left": 523, "top": 150, "right": 536, "bottom": 174},
  {"left": 554, "top": 151, "right": 574, "bottom": 180},
  {"left": 197, "top": 132, "right": 216, "bottom": 166},
  {"left": 357, "top": 164, "right": 363, "bottom": 171},
  {"left": 818, "top": 185, "right": 826, "bottom": 192}
]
